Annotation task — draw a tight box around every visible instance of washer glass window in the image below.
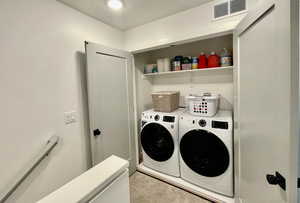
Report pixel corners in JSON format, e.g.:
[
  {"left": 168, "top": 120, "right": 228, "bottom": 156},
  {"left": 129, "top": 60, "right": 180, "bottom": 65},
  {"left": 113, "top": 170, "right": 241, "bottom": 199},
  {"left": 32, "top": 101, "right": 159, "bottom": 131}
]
[
  {"left": 180, "top": 129, "right": 230, "bottom": 177},
  {"left": 141, "top": 123, "right": 174, "bottom": 162}
]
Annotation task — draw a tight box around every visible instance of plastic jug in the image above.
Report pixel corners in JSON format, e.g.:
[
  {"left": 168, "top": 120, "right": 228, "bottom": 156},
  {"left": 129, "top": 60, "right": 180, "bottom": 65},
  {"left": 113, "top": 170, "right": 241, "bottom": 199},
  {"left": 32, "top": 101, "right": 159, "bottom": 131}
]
[
  {"left": 208, "top": 52, "right": 220, "bottom": 68},
  {"left": 198, "top": 52, "right": 207, "bottom": 69}
]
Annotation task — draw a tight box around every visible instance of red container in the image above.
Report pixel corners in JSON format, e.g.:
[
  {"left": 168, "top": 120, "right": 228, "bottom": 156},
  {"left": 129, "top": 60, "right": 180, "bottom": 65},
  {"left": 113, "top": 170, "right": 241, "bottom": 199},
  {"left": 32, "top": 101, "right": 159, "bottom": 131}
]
[
  {"left": 198, "top": 53, "right": 207, "bottom": 69},
  {"left": 208, "top": 52, "right": 220, "bottom": 68}
]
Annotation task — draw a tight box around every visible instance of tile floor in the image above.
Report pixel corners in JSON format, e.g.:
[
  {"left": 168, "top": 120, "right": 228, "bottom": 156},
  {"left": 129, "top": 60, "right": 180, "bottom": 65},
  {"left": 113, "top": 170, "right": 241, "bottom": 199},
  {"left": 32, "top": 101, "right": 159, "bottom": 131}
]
[{"left": 130, "top": 172, "right": 213, "bottom": 203}]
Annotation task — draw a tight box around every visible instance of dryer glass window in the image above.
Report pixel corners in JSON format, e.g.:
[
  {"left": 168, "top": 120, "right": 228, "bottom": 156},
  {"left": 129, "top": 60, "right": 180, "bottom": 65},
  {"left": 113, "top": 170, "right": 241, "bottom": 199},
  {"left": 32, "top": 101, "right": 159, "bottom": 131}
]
[
  {"left": 141, "top": 123, "right": 174, "bottom": 162},
  {"left": 180, "top": 129, "right": 230, "bottom": 177}
]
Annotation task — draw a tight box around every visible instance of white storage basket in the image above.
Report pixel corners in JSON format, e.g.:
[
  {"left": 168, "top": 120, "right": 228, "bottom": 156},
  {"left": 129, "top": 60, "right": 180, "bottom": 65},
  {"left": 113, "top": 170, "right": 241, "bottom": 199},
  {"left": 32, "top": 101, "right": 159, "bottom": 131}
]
[{"left": 186, "top": 93, "right": 220, "bottom": 117}]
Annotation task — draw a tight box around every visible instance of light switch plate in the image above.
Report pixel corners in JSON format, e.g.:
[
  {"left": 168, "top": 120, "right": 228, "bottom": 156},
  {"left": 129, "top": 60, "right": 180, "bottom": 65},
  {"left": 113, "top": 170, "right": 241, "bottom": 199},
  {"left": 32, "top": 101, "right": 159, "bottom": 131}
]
[{"left": 64, "top": 111, "right": 77, "bottom": 124}]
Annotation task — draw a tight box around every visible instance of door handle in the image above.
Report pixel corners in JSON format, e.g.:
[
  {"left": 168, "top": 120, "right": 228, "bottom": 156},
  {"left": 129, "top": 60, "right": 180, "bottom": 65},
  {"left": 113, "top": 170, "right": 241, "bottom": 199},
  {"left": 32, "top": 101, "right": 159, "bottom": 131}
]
[
  {"left": 93, "top": 129, "right": 101, "bottom": 137},
  {"left": 266, "top": 172, "right": 286, "bottom": 191}
]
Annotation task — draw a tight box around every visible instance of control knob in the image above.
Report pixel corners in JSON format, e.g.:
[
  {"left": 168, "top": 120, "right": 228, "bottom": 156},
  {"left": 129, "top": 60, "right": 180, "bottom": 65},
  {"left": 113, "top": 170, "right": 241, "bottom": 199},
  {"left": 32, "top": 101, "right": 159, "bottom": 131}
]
[
  {"left": 154, "top": 115, "right": 160, "bottom": 121},
  {"left": 198, "top": 119, "right": 207, "bottom": 127}
]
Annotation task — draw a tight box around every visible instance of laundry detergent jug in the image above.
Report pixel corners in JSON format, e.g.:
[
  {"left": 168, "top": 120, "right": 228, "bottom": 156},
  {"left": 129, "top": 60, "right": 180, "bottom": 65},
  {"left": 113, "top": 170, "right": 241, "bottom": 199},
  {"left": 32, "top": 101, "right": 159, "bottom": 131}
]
[
  {"left": 198, "top": 52, "right": 207, "bottom": 69},
  {"left": 208, "top": 52, "right": 220, "bottom": 68}
]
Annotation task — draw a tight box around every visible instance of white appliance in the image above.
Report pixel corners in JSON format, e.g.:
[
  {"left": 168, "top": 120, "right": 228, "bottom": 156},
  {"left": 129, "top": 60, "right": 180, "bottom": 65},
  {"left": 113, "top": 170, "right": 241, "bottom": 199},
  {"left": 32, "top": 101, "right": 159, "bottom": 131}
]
[
  {"left": 140, "top": 109, "right": 184, "bottom": 177},
  {"left": 179, "top": 110, "right": 233, "bottom": 196}
]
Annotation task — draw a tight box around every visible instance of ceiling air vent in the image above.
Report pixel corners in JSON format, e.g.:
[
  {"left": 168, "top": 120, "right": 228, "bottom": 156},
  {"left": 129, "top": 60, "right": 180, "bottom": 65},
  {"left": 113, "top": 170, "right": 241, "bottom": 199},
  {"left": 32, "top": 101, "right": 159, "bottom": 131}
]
[
  {"left": 214, "top": 0, "right": 247, "bottom": 20},
  {"left": 230, "top": 0, "right": 246, "bottom": 14},
  {"left": 214, "top": 0, "right": 229, "bottom": 19}
]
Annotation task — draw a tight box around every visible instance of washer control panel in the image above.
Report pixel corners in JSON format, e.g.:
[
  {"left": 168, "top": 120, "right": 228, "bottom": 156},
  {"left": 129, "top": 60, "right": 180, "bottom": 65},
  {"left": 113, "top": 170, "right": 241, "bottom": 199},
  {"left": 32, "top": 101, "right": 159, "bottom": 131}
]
[{"left": 142, "top": 113, "right": 175, "bottom": 123}]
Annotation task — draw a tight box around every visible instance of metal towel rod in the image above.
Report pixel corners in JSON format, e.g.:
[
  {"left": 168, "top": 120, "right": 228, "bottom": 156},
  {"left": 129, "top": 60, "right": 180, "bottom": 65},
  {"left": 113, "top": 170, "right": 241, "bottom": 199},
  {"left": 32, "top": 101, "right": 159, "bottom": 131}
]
[{"left": 0, "top": 135, "right": 59, "bottom": 203}]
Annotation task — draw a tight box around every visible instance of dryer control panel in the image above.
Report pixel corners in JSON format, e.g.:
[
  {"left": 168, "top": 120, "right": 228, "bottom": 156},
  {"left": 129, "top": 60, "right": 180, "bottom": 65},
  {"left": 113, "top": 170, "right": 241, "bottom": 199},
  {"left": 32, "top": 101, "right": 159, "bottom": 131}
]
[{"left": 189, "top": 118, "right": 230, "bottom": 130}]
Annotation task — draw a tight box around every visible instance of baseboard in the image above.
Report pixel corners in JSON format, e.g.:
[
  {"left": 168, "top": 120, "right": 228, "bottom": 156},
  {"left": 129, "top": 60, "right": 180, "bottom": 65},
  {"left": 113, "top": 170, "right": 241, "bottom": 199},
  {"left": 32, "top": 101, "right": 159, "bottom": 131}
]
[{"left": 137, "top": 164, "right": 235, "bottom": 203}]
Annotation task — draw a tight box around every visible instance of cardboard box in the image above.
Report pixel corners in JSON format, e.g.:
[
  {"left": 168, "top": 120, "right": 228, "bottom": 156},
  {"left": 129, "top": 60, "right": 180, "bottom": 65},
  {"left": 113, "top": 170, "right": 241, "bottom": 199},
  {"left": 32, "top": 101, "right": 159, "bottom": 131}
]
[{"left": 152, "top": 91, "right": 180, "bottom": 112}]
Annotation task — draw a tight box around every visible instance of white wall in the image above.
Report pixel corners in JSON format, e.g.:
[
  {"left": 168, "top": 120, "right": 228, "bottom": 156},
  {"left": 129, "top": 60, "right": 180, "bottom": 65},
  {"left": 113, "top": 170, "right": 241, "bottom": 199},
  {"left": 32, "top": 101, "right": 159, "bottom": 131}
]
[
  {"left": 0, "top": 0, "right": 123, "bottom": 202},
  {"left": 124, "top": 2, "right": 241, "bottom": 52},
  {"left": 124, "top": 0, "right": 261, "bottom": 52}
]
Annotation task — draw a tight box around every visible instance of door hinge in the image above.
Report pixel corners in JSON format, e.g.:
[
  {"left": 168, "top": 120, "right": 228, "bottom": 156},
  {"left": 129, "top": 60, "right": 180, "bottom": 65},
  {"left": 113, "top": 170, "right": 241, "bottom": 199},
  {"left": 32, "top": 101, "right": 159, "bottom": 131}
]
[{"left": 266, "top": 172, "right": 286, "bottom": 191}]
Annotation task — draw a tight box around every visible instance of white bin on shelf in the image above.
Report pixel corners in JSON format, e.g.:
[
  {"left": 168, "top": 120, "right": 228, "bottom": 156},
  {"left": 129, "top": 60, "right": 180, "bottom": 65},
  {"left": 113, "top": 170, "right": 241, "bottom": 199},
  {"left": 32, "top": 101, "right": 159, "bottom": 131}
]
[{"left": 186, "top": 93, "right": 219, "bottom": 117}]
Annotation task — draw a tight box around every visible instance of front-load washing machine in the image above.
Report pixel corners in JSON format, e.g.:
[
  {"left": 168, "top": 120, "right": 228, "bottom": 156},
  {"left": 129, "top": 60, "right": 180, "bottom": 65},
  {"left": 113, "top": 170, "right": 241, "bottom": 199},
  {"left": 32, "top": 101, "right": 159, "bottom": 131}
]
[
  {"left": 179, "top": 110, "right": 233, "bottom": 196},
  {"left": 140, "top": 109, "right": 184, "bottom": 177}
]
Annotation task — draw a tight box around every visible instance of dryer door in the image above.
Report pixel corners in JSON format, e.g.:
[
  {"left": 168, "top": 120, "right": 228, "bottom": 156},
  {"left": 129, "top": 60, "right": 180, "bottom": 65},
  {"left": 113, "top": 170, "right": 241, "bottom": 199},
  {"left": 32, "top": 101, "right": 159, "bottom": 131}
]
[
  {"left": 180, "top": 129, "right": 229, "bottom": 177},
  {"left": 141, "top": 123, "right": 174, "bottom": 162}
]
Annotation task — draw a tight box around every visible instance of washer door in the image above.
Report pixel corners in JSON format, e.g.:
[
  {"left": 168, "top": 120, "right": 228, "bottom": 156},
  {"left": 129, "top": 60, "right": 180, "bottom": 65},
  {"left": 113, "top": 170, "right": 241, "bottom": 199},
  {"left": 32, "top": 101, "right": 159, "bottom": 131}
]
[
  {"left": 180, "top": 129, "right": 230, "bottom": 177},
  {"left": 141, "top": 123, "right": 174, "bottom": 162}
]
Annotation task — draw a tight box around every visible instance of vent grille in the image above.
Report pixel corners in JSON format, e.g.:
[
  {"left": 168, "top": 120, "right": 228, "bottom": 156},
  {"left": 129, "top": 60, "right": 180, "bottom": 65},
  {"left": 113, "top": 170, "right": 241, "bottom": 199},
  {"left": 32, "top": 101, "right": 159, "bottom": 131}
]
[
  {"left": 230, "top": 0, "right": 246, "bottom": 14},
  {"left": 214, "top": 2, "right": 229, "bottom": 18},
  {"left": 214, "top": 0, "right": 246, "bottom": 19}
]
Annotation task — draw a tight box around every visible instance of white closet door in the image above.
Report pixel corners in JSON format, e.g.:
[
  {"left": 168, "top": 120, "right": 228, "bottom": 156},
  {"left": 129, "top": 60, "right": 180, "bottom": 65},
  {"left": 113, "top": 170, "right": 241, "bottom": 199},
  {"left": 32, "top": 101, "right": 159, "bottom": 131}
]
[
  {"left": 85, "top": 42, "right": 136, "bottom": 173},
  {"left": 235, "top": 0, "right": 298, "bottom": 202}
]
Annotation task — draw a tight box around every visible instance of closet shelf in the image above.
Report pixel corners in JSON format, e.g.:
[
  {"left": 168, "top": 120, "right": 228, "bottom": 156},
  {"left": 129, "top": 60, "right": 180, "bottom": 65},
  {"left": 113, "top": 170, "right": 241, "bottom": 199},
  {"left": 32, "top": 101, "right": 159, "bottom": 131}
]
[{"left": 143, "top": 66, "right": 233, "bottom": 76}]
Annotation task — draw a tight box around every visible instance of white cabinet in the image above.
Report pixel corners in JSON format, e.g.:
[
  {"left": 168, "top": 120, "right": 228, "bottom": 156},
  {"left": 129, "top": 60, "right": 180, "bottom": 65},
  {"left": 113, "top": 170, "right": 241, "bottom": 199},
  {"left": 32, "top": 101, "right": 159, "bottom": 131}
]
[
  {"left": 38, "top": 156, "right": 130, "bottom": 203},
  {"left": 133, "top": 34, "right": 234, "bottom": 118},
  {"left": 89, "top": 171, "right": 130, "bottom": 203}
]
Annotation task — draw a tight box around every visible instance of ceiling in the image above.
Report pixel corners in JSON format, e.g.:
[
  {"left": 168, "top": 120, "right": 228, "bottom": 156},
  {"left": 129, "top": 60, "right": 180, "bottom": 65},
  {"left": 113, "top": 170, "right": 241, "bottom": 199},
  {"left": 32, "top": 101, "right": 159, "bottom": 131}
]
[{"left": 58, "top": 0, "right": 212, "bottom": 30}]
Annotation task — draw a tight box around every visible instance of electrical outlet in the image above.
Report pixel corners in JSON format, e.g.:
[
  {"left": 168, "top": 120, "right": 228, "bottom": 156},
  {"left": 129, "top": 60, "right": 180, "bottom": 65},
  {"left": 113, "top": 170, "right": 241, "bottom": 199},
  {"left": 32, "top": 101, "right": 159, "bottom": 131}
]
[{"left": 64, "top": 111, "right": 77, "bottom": 125}]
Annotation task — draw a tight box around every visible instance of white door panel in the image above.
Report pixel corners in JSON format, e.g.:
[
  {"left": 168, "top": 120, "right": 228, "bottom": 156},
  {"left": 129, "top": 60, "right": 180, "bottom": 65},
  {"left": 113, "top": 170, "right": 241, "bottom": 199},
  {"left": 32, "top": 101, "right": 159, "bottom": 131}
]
[
  {"left": 91, "top": 53, "right": 130, "bottom": 162},
  {"left": 235, "top": 0, "right": 298, "bottom": 202},
  {"left": 85, "top": 42, "right": 136, "bottom": 174}
]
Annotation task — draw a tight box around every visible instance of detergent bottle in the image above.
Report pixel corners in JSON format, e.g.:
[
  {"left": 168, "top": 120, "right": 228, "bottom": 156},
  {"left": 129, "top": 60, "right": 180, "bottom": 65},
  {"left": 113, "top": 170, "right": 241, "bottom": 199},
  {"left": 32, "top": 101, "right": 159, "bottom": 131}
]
[
  {"left": 208, "top": 52, "right": 220, "bottom": 68},
  {"left": 198, "top": 52, "right": 207, "bottom": 69},
  {"left": 220, "top": 48, "right": 233, "bottom": 67}
]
